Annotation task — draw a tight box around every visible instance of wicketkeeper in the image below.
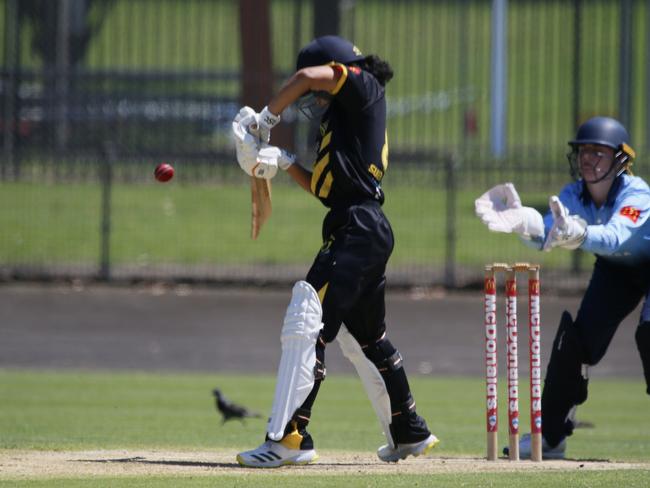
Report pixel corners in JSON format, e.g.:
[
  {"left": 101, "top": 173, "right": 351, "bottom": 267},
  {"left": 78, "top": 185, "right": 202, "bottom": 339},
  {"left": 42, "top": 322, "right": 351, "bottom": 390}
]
[
  {"left": 476, "top": 116, "right": 650, "bottom": 459},
  {"left": 231, "top": 35, "right": 438, "bottom": 467}
]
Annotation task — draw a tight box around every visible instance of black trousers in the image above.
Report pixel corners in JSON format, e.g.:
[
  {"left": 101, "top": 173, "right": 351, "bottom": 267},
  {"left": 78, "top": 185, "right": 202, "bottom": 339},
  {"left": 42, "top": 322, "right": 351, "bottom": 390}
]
[
  {"left": 294, "top": 200, "right": 431, "bottom": 444},
  {"left": 306, "top": 199, "right": 394, "bottom": 344}
]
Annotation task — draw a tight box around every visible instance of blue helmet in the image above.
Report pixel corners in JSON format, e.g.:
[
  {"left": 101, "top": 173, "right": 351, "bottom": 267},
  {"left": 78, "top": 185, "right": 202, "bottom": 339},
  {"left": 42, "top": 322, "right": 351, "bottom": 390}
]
[
  {"left": 569, "top": 116, "right": 634, "bottom": 153},
  {"left": 296, "top": 35, "right": 364, "bottom": 71},
  {"left": 567, "top": 116, "right": 636, "bottom": 181}
]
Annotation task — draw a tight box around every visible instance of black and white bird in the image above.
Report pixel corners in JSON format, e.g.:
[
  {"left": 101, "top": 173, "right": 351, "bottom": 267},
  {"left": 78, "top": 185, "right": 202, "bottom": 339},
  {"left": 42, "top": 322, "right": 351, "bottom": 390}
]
[{"left": 212, "top": 388, "right": 262, "bottom": 424}]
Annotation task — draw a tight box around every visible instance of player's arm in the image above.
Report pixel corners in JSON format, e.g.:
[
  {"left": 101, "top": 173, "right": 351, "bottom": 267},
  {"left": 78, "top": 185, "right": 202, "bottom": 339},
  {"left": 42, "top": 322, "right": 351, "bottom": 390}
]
[
  {"left": 286, "top": 163, "right": 312, "bottom": 193},
  {"left": 234, "top": 66, "right": 341, "bottom": 193},
  {"left": 267, "top": 65, "right": 341, "bottom": 116},
  {"left": 581, "top": 192, "right": 650, "bottom": 254},
  {"left": 266, "top": 65, "right": 341, "bottom": 194}
]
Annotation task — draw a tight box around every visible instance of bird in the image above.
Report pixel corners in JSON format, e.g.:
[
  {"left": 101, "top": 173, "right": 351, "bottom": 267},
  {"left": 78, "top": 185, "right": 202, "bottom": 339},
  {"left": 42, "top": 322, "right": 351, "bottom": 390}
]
[{"left": 212, "top": 388, "right": 263, "bottom": 424}]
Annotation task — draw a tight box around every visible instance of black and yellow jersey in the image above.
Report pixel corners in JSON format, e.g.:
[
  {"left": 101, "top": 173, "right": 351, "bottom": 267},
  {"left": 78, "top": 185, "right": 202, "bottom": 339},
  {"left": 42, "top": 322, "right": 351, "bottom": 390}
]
[{"left": 310, "top": 63, "right": 389, "bottom": 208}]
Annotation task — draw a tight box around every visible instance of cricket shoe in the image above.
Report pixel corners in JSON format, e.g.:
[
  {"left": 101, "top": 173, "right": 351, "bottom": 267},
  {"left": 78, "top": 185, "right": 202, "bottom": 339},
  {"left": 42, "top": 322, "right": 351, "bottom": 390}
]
[
  {"left": 236, "top": 440, "right": 318, "bottom": 468},
  {"left": 377, "top": 434, "right": 440, "bottom": 463},
  {"left": 503, "top": 433, "right": 566, "bottom": 460}
]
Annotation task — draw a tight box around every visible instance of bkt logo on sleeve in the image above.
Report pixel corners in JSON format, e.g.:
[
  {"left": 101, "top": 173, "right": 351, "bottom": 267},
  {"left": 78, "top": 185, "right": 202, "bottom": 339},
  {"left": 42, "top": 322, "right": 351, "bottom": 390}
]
[{"left": 620, "top": 206, "right": 641, "bottom": 223}]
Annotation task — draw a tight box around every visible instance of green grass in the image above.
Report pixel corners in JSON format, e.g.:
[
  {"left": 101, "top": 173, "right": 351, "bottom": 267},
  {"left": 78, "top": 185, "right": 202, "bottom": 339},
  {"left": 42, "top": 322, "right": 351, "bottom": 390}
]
[
  {"left": 1, "top": 369, "right": 649, "bottom": 486},
  {"left": 6, "top": 471, "right": 650, "bottom": 488},
  {"left": 0, "top": 176, "right": 579, "bottom": 273}
]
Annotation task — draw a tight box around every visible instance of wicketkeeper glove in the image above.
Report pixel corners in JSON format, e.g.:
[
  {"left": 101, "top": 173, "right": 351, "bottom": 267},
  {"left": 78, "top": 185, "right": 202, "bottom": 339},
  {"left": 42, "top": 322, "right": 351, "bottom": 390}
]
[
  {"left": 475, "top": 183, "right": 545, "bottom": 240},
  {"left": 542, "top": 196, "right": 587, "bottom": 251}
]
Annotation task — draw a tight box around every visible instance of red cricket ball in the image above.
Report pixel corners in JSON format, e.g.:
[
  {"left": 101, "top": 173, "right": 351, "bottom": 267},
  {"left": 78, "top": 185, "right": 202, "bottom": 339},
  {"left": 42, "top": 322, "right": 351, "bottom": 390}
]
[{"left": 154, "top": 163, "right": 174, "bottom": 182}]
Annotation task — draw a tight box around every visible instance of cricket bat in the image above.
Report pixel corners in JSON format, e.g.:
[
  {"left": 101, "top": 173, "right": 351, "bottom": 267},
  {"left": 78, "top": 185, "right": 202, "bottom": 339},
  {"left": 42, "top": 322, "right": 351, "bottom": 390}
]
[
  {"left": 250, "top": 176, "right": 271, "bottom": 239},
  {"left": 246, "top": 120, "right": 273, "bottom": 240}
]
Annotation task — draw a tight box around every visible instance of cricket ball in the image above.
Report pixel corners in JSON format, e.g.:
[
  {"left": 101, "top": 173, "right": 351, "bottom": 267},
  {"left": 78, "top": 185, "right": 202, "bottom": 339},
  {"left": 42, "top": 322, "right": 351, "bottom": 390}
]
[{"left": 154, "top": 163, "right": 174, "bottom": 182}]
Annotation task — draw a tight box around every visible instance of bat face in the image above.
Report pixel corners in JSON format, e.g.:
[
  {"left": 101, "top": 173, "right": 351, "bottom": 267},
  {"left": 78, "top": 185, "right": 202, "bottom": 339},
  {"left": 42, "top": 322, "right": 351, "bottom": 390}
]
[{"left": 250, "top": 177, "right": 272, "bottom": 239}]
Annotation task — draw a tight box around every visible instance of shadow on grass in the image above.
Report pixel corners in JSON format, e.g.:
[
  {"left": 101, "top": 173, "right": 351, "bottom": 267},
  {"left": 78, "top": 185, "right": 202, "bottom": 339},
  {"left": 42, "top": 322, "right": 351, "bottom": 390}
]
[{"left": 77, "top": 457, "right": 239, "bottom": 469}]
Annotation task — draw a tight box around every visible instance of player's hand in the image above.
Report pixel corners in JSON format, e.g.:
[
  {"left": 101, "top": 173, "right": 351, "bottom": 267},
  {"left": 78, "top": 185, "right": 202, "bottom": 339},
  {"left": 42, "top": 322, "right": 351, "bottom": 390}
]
[
  {"left": 232, "top": 107, "right": 260, "bottom": 176},
  {"left": 252, "top": 106, "right": 281, "bottom": 144},
  {"left": 250, "top": 145, "right": 296, "bottom": 179},
  {"left": 475, "top": 183, "right": 544, "bottom": 239},
  {"left": 251, "top": 145, "right": 279, "bottom": 179},
  {"left": 542, "top": 196, "right": 587, "bottom": 251},
  {"left": 273, "top": 146, "right": 296, "bottom": 171}
]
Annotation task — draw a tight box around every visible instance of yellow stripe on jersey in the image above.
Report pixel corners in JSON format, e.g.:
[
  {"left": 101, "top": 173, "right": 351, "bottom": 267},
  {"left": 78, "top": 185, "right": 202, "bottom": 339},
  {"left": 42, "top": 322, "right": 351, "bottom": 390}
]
[
  {"left": 319, "top": 131, "right": 332, "bottom": 152},
  {"left": 381, "top": 129, "right": 389, "bottom": 170},
  {"left": 311, "top": 153, "right": 330, "bottom": 194},
  {"left": 330, "top": 63, "right": 348, "bottom": 95},
  {"left": 318, "top": 282, "right": 329, "bottom": 304},
  {"left": 318, "top": 171, "right": 334, "bottom": 198}
]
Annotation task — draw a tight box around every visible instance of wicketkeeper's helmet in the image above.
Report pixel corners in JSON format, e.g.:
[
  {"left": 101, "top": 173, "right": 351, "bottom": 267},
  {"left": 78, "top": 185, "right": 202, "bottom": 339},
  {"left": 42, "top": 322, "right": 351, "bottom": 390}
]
[{"left": 567, "top": 116, "right": 636, "bottom": 181}]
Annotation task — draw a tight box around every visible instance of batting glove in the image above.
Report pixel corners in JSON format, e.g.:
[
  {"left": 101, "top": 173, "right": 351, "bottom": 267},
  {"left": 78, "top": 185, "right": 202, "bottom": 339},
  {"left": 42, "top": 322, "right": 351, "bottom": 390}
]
[{"left": 253, "top": 106, "right": 281, "bottom": 144}]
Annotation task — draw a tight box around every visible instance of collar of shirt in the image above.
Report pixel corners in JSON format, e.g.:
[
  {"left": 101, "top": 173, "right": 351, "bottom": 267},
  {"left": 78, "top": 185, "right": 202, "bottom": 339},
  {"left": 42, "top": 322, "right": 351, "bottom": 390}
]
[{"left": 579, "top": 175, "right": 623, "bottom": 208}]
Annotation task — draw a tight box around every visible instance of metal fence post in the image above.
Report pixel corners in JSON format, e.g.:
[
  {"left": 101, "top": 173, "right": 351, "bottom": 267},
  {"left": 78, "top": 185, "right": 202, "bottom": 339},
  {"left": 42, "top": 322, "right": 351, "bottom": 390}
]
[
  {"left": 445, "top": 154, "right": 458, "bottom": 288},
  {"left": 647, "top": 0, "right": 650, "bottom": 155},
  {"left": 618, "top": 0, "right": 633, "bottom": 131},
  {"left": 99, "top": 142, "right": 115, "bottom": 281},
  {"left": 2, "top": 0, "right": 20, "bottom": 181},
  {"left": 55, "top": 0, "right": 71, "bottom": 154}
]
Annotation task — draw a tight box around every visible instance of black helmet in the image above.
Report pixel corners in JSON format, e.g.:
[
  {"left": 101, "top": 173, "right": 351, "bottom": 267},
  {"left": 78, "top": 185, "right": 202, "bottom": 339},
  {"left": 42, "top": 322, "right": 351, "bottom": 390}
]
[
  {"left": 567, "top": 116, "right": 636, "bottom": 181},
  {"left": 294, "top": 36, "right": 364, "bottom": 120},
  {"left": 296, "top": 35, "right": 364, "bottom": 71}
]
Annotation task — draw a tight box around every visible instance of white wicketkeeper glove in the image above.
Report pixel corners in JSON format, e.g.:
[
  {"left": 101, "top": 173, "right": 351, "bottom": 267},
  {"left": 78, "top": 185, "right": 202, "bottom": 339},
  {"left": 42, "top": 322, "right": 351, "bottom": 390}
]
[
  {"left": 542, "top": 196, "right": 587, "bottom": 251},
  {"left": 475, "top": 183, "right": 544, "bottom": 240}
]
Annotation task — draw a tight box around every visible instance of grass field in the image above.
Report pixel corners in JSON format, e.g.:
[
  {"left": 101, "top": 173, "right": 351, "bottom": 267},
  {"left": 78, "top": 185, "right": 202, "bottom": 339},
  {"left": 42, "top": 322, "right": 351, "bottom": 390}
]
[
  {"left": 1, "top": 369, "right": 649, "bottom": 486},
  {"left": 1, "top": 0, "right": 648, "bottom": 291},
  {"left": 0, "top": 175, "right": 579, "bottom": 272}
]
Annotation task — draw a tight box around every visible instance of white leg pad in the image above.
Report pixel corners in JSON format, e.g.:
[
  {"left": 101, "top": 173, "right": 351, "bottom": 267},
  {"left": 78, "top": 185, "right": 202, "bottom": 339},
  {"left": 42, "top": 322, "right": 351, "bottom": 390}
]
[
  {"left": 337, "top": 325, "right": 394, "bottom": 449},
  {"left": 267, "top": 281, "right": 323, "bottom": 441}
]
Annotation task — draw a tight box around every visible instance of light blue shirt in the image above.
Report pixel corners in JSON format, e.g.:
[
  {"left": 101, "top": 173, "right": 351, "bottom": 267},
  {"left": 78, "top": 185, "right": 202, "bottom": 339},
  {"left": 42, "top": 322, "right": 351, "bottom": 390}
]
[{"left": 541, "top": 174, "right": 650, "bottom": 265}]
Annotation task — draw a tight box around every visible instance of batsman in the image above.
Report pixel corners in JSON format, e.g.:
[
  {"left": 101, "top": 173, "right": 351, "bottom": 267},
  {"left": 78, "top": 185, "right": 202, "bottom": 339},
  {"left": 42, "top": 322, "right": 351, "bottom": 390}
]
[
  {"left": 231, "top": 35, "right": 438, "bottom": 467},
  {"left": 476, "top": 116, "right": 650, "bottom": 459}
]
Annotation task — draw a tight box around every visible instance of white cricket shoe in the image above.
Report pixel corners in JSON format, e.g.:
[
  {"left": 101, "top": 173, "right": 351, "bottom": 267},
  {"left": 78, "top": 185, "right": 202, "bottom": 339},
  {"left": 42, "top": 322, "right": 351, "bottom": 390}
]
[
  {"left": 377, "top": 434, "right": 440, "bottom": 462},
  {"left": 503, "top": 433, "right": 566, "bottom": 460},
  {"left": 236, "top": 440, "right": 318, "bottom": 468}
]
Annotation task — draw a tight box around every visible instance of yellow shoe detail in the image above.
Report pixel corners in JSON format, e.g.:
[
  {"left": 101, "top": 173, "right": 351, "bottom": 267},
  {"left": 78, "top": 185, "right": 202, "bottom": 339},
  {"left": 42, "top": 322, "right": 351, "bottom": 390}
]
[
  {"left": 281, "top": 453, "right": 319, "bottom": 466},
  {"left": 279, "top": 426, "right": 304, "bottom": 450},
  {"left": 418, "top": 437, "right": 440, "bottom": 457}
]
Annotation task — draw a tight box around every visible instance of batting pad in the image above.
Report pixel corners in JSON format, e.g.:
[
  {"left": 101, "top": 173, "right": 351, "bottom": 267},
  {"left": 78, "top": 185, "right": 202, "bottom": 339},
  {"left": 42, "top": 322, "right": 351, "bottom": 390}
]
[
  {"left": 337, "top": 325, "right": 394, "bottom": 448},
  {"left": 267, "top": 281, "right": 323, "bottom": 441}
]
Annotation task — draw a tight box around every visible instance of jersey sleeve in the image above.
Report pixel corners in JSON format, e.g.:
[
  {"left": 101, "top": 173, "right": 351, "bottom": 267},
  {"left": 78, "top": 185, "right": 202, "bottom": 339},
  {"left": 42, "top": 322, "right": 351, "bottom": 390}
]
[
  {"left": 328, "top": 63, "right": 380, "bottom": 112},
  {"left": 582, "top": 189, "right": 650, "bottom": 254}
]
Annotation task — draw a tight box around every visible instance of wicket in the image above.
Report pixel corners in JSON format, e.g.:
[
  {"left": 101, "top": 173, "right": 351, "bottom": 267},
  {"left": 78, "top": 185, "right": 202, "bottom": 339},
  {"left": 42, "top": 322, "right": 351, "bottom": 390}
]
[{"left": 484, "top": 263, "right": 542, "bottom": 462}]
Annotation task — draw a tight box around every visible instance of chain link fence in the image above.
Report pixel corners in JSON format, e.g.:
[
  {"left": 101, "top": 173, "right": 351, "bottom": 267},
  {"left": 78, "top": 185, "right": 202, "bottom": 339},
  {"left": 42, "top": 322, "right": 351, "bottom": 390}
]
[{"left": 1, "top": 0, "right": 648, "bottom": 292}]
